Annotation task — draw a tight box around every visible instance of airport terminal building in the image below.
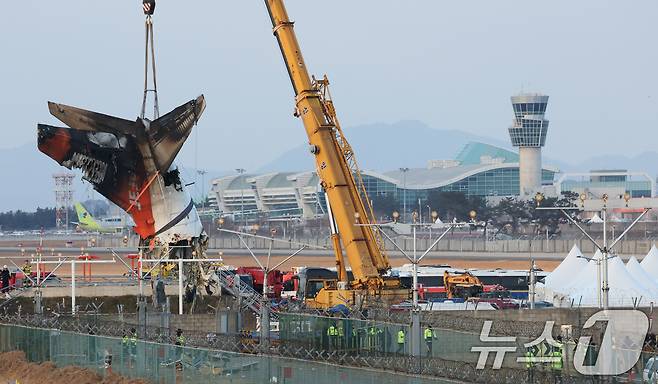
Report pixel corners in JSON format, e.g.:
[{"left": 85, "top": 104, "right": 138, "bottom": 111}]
[
  {"left": 209, "top": 142, "right": 559, "bottom": 219},
  {"left": 556, "top": 170, "right": 655, "bottom": 199},
  {"left": 208, "top": 94, "right": 655, "bottom": 220}
]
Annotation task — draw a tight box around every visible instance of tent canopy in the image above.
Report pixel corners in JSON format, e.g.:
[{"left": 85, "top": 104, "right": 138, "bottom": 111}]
[
  {"left": 626, "top": 256, "right": 658, "bottom": 296},
  {"left": 566, "top": 253, "right": 657, "bottom": 307},
  {"left": 543, "top": 244, "right": 587, "bottom": 288},
  {"left": 588, "top": 214, "right": 604, "bottom": 224},
  {"left": 641, "top": 245, "right": 658, "bottom": 275}
]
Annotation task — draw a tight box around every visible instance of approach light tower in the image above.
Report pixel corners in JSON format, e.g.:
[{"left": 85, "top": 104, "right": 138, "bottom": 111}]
[
  {"left": 53, "top": 173, "right": 75, "bottom": 229},
  {"left": 508, "top": 94, "right": 549, "bottom": 197}
]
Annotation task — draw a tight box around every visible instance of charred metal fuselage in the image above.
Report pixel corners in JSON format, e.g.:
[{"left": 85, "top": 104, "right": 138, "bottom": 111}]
[{"left": 37, "top": 96, "right": 215, "bottom": 301}]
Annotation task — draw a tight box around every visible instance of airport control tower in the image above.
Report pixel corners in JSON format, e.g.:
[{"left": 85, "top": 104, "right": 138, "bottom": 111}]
[{"left": 508, "top": 94, "right": 549, "bottom": 197}]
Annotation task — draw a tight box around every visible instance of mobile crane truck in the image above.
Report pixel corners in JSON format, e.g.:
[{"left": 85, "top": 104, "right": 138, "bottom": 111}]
[{"left": 264, "top": 0, "right": 409, "bottom": 309}]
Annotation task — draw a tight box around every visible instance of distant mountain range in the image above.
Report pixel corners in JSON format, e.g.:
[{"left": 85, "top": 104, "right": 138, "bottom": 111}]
[
  {"left": 258, "top": 120, "right": 513, "bottom": 172},
  {"left": 8, "top": 120, "right": 658, "bottom": 211},
  {"left": 258, "top": 120, "right": 658, "bottom": 178}
]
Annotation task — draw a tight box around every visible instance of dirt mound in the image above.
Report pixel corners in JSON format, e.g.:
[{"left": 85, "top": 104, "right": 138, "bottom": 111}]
[{"left": 0, "top": 351, "right": 148, "bottom": 384}]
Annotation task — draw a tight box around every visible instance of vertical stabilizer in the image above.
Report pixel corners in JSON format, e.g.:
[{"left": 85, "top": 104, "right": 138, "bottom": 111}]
[{"left": 74, "top": 203, "right": 100, "bottom": 230}]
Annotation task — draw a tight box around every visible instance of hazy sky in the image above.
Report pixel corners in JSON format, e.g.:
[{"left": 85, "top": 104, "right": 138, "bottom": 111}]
[{"left": 2, "top": 0, "right": 657, "bottom": 172}]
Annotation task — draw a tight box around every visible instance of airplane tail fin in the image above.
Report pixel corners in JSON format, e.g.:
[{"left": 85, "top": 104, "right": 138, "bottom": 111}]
[
  {"left": 74, "top": 203, "right": 99, "bottom": 228},
  {"left": 45, "top": 95, "right": 205, "bottom": 174},
  {"left": 148, "top": 95, "right": 206, "bottom": 172}
]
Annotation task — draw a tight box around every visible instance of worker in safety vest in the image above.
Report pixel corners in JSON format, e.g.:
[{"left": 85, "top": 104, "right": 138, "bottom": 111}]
[
  {"left": 174, "top": 328, "right": 185, "bottom": 371},
  {"left": 337, "top": 323, "right": 345, "bottom": 349},
  {"left": 22, "top": 260, "right": 32, "bottom": 286},
  {"left": 396, "top": 328, "right": 406, "bottom": 355},
  {"left": 424, "top": 325, "right": 436, "bottom": 356},
  {"left": 22, "top": 260, "right": 31, "bottom": 276},
  {"left": 121, "top": 329, "right": 137, "bottom": 367},
  {"left": 129, "top": 328, "right": 138, "bottom": 354},
  {"left": 525, "top": 345, "right": 538, "bottom": 382},
  {"left": 551, "top": 345, "right": 563, "bottom": 383},
  {"left": 121, "top": 331, "right": 130, "bottom": 353},
  {"left": 351, "top": 327, "right": 360, "bottom": 352},
  {"left": 327, "top": 323, "right": 338, "bottom": 349},
  {"left": 175, "top": 328, "right": 186, "bottom": 346},
  {"left": 368, "top": 325, "right": 381, "bottom": 351}
]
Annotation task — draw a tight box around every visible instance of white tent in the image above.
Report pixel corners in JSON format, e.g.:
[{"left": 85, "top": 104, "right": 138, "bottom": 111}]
[
  {"left": 641, "top": 245, "right": 658, "bottom": 276},
  {"left": 567, "top": 253, "right": 657, "bottom": 307},
  {"left": 536, "top": 245, "right": 588, "bottom": 306},
  {"left": 543, "top": 244, "right": 587, "bottom": 288},
  {"left": 626, "top": 256, "right": 658, "bottom": 296},
  {"left": 559, "top": 250, "right": 602, "bottom": 295},
  {"left": 588, "top": 213, "right": 604, "bottom": 223}
]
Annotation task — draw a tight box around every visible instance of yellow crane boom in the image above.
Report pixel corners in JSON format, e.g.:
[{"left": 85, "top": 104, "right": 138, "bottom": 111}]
[{"left": 264, "top": 0, "right": 398, "bottom": 297}]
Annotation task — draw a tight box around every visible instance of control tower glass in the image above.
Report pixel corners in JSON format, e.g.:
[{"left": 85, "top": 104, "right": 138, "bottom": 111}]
[
  {"left": 508, "top": 94, "right": 549, "bottom": 196},
  {"left": 508, "top": 94, "right": 549, "bottom": 147}
]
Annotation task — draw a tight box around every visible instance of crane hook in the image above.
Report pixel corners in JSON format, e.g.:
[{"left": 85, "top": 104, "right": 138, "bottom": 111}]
[{"left": 142, "top": 0, "right": 156, "bottom": 15}]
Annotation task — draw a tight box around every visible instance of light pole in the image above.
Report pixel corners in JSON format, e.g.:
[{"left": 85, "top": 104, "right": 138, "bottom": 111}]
[
  {"left": 218, "top": 228, "right": 324, "bottom": 346},
  {"left": 360, "top": 213, "right": 462, "bottom": 357},
  {"left": 399, "top": 168, "right": 409, "bottom": 222},
  {"left": 236, "top": 168, "right": 246, "bottom": 227},
  {"left": 468, "top": 210, "right": 477, "bottom": 235},
  {"left": 527, "top": 193, "right": 545, "bottom": 309},
  {"left": 429, "top": 210, "right": 438, "bottom": 242}
]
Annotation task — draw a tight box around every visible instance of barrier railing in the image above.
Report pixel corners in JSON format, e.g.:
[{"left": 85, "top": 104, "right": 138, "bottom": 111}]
[
  {"left": 1, "top": 313, "right": 652, "bottom": 384},
  {"left": 0, "top": 323, "right": 451, "bottom": 384}
]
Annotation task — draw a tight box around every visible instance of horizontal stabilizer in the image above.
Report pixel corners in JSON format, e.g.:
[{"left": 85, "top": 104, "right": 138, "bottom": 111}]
[{"left": 48, "top": 102, "right": 135, "bottom": 135}]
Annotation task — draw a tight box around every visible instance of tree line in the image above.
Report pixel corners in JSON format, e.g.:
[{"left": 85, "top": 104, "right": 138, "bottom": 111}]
[
  {"left": 370, "top": 191, "right": 580, "bottom": 236},
  {"left": 0, "top": 207, "right": 74, "bottom": 231}
]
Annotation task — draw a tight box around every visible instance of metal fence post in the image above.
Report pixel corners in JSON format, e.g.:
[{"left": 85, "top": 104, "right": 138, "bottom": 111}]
[
  {"left": 163, "top": 297, "right": 171, "bottom": 338},
  {"left": 411, "top": 310, "right": 421, "bottom": 358},
  {"left": 34, "top": 289, "right": 43, "bottom": 316},
  {"left": 137, "top": 298, "right": 147, "bottom": 339}
]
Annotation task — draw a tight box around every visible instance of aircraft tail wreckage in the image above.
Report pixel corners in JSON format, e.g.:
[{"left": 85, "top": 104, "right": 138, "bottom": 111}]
[{"left": 37, "top": 96, "right": 219, "bottom": 302}]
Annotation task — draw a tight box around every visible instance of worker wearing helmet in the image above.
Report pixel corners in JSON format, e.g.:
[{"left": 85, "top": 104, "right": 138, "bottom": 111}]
[
  {"left": 424, "top": 325, "right": 437, "bottom": 356},
  {"left": 21, "top": 260, "right": 31, "bottom": 276},
  {"left": 396, "top": 328, "right": 406, "bottom": 355},
  {"left": 22, "top": 260, "right": 32, "bottom": 286},
  {"left": 327, "top": 323, "right": 338, "bottom": 349},
  {"left": 174, "top": 328, "right": 185, "bottom": 371},
  {"left": 175, "top": 328, "right": 186, "bottom": 346},
  {"left": 1, "top": 266, "right": 10, "bottom": 296}
]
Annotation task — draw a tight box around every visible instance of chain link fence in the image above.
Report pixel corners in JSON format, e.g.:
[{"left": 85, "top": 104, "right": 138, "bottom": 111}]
[
  {"left": 1, "top": 312, "right": 653, "bottom": 383},
  {"left": 0, "top": 322, "right": 453, "bottom": 384}
]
